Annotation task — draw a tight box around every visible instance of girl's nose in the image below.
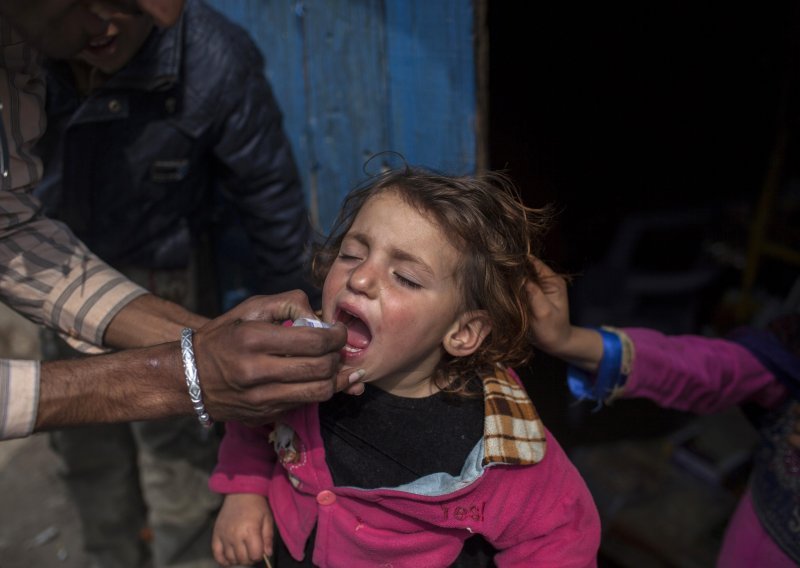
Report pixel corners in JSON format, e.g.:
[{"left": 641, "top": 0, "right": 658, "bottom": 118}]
[{"left": 348, "top": 261, "right": 378, "bottom": 298}]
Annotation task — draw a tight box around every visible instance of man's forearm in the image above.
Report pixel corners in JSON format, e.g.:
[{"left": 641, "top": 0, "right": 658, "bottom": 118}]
[
  {"left": 36, "top": 342, "right": 191, "bottom": 430},
  {"left": 103, "top": 294, "right": 209, "bottom": 349},
  {"left": 34, "top": 291, "right": 364, "bottom": 434}
]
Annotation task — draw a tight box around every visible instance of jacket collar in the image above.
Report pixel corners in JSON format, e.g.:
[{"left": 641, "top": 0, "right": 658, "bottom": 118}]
[
  {"left": 482, "top": 366, "right": 546, "bottom": 466},
  {"left": 101, "top": 10, "right": 183, "bottom": 92}
]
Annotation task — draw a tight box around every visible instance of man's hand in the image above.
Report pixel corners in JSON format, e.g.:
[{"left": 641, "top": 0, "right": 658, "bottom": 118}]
[
  {"left": 193, "top": 290, "right": 362, "bottom": 425},
  {"left": 35, "top": 290, "right": 363, "bottom": 432}
]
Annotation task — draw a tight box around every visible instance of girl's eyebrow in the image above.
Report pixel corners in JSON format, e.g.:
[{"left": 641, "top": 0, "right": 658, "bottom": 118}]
[
  {"left": 342, "top": 232, "right": 368, "bottom": 247},
  {"left": 346, "top": 231, "right": 434, "bottom": 277},
  {"left": 389, "top": 247, "right": 434, "bottom": 277}
]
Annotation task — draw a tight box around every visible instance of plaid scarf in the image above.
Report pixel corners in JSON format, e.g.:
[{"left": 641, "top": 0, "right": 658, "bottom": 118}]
[{"left": 482, "top": 366, "right": 547, "bottom": 466}]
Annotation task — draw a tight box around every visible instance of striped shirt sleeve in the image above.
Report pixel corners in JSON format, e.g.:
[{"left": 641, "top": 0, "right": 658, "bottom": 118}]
[
  {"left": 0, "top": 21, "right": 146, "bottom": 439},
  {"left": 0, "top": 359, "right": 38, "bottom": 439}
]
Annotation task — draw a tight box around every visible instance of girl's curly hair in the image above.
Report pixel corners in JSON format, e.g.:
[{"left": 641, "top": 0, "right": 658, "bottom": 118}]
[{"left": 312, "top": 164, "right": 555, "bottom": 396}]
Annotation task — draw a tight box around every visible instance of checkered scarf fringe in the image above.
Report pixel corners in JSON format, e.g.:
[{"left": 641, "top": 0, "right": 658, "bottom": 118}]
[{"left": 482, "top": 366, "right": 546, "bottom": 466}]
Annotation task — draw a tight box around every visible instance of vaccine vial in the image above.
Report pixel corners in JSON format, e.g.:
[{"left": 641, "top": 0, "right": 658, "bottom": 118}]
[{"left": 292, "top": 317, "right": 333, "bottom": 329}]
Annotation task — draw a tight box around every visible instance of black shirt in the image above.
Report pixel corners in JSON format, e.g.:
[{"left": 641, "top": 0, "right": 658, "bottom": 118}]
[{"left": 272, "top": 383, "right": 496, "bottom": 567}]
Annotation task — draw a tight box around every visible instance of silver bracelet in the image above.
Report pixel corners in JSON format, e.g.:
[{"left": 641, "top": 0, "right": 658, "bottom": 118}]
[{"left": 180, "top": 328, "right": 213, "bottom": 429}]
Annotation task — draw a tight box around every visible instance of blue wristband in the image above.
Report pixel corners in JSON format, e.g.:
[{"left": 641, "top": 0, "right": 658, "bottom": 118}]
[
  {"left": 566, "top": 327, "right": 626, "bottom": 408},
  {"left": 595, "top": 328, "right": 623, "bottom": 397},
  {"left": 566, "top": 366, "right": 595, "bottom": 401}
]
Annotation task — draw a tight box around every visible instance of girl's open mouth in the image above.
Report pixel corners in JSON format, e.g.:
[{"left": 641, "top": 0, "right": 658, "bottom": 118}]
[{"left": 335, "top": 309, "right": 372, "bottom": 354}]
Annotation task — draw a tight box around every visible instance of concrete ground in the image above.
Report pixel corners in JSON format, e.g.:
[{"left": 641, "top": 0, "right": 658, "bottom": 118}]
[
  {"left": 0, "top": 304, "right": 88, "bottom": 567},
  {"left": 0, "top": 433, "right": 88, "bottom": 567}
]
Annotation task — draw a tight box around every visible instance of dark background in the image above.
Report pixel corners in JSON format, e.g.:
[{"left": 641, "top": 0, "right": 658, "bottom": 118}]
[
  {"left": 487, "top": 3, "right": 799, "bottom": 566},
  {"left": 488, "top": 1, "right": 797, "bottom": 273}
]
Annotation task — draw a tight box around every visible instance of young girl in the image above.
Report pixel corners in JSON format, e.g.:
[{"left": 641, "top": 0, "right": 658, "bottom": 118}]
[{"left": 209, "top": 166, "right": 601, "bottom": 567}]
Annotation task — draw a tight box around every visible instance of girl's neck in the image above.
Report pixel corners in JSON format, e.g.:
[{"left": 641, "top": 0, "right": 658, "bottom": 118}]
[{"left": 369, "top": 371, "right": 449, "bottom": 399}]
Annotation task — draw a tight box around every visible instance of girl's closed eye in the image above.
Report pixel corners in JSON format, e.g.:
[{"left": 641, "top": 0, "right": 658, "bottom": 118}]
[{"left": 394, "top": 272, "right": 422, "bottom": 289}]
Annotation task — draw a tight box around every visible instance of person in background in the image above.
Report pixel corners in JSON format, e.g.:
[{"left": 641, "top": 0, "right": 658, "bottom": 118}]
[
  {"left": 526, "top": 257, "right": 799, "bottom": 567},
  {"left": 0, "top": 0, "right": 363, "bottom": 457},
  {"left": 209, "top": 166, "right": 600, "bottom": 567},
  {"left": 33, "top": 0, "right": 317, "bottom": 565}
]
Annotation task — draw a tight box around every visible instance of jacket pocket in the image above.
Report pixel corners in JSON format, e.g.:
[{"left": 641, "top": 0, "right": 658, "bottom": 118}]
[{"left": 150, "top": 159, "right": 189, "bottom": 183}]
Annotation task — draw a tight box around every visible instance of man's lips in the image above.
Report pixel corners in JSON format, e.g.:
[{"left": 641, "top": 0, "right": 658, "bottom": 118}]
[
  {"left": 89, "top": 34, "right": 115, "bottom": 48},
  {"left": 83, "top": 33, "right": 117, "bottom": 56}
]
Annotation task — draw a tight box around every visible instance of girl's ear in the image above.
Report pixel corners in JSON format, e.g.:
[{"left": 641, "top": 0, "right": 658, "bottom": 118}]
[{"left": 443, "top": 310, "right": 492, "bottom": 357}]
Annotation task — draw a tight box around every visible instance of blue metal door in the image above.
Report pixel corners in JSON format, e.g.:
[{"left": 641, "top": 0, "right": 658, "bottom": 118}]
[{"left": 206, "top": 0, "right": 479, "bottom": 231}]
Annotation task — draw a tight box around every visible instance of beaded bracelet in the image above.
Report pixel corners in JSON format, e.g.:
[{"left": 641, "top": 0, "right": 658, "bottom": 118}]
[{"left": 180, "top": 328, "right": 213, "bottom": 429}]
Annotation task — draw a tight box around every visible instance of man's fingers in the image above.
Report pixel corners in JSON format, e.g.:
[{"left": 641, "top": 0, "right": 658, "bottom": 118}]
[
  {"left": 272, "top": 366, "right": 365, "bottom": 398},
  {"left": 190, "top": 290, "right": 369, "bottom": 424},
  {"left": 231, "top": 290, "right": 315, "bottom": 324},
  {"left": 228, "top": 319, "right": 347, "bottom": 358},
  {"left": 342, "top": 382, "right": 366, "bottom": 396},
  {"left": 231, "top": 367, "right": 366, "bottom": 418},
  {"left": 334, "top": 368, "right": 366, "bottom": 394}
]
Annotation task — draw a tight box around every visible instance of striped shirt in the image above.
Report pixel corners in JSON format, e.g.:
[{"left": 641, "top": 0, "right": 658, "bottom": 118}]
[{"left": 0, "top": 21, "right": 146, "bottom": 440}]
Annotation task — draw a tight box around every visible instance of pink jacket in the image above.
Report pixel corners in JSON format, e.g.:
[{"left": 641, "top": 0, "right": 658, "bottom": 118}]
[
  {"left": 622, "top": 328, "right": 788, "bottom": 411},
  {"left": 619, "top": 328, "right": 796, "bottom": 567},
  {"left": 210, "top": 369, "right": 600, "bottom": 567}
]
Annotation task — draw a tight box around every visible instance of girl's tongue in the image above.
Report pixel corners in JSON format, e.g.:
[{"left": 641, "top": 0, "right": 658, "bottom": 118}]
[{"left": 346, "top": 318, "right": 371, "bottom": 349}]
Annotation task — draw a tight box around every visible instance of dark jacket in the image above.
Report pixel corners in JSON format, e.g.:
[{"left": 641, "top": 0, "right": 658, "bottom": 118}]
[{"left": 35, "top": 0, "right": 316, "bottom": 308}]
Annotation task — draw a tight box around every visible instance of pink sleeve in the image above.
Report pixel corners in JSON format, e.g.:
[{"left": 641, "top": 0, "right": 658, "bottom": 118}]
[
  {"left": 208, "top": 421, "right": 276, "bottom": 496},
  {"left": 623, "top": 327, "right": 788, "bottom": 413}
]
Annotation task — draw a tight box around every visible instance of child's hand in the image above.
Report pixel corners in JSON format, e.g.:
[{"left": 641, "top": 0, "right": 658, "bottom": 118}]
[
  {"left": 526, "top": 256, "right": 604, "bottom": 372},
  {"left": 525, "top": 256, "right": 573, "bottom": 355},
  {"left": 212, "top": 493, "right": 275, "bottom": 567}
]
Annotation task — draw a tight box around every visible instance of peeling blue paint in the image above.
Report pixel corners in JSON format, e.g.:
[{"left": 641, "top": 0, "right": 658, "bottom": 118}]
[{"left": 207, "top": 0, "right": 476, "bottom": 232}]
